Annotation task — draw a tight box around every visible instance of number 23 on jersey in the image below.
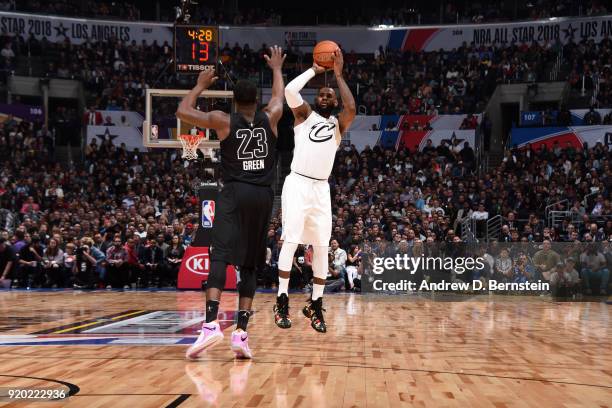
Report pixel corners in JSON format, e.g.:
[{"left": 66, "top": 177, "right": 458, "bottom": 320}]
[{"left": 236, "top": 128, "right": 268, "bottom": 171}]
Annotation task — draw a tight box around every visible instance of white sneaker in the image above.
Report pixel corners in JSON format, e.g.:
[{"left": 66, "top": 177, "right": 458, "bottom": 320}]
[
  {"left": 186, "top": 321, "right": 224, "bottom": 360},
  {"left": 230, "top": 330, "right": 253, "bottom": 359}
]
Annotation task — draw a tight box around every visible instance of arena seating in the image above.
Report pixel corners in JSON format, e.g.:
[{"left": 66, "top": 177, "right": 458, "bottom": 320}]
[{"left": 0, "top": 4, "right": 609, "bottom": 294}]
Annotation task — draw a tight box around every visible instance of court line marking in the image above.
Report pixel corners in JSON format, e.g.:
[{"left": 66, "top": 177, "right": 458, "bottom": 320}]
[
  {"left": 53, "top": 310, "right": 146, "bottom": 334},
  {"left": 31, "top": 310, "right": 149, "bottom": 335},
  {"left": 165, "top": 394, "right": 191, "bottom": 407},
  {"left": 0, "top": 374, "right": 80, "bottom": 397},
  {"left": 1, "top": 354, "right": 610, "bottom": 390}
]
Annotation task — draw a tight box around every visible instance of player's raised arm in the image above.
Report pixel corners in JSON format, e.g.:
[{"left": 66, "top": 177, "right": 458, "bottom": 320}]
[
  {"left": 262, "top": 45, "right": 286, "bottom": 136},
  {"left": 176, "top": 68, "right": 230, "bottom": 139},
  {"left": 332, "top": 49, "right": 356, "bottom": 135},
  {"left": 285, "top": 64, "right": 325, "bottom": 125}
]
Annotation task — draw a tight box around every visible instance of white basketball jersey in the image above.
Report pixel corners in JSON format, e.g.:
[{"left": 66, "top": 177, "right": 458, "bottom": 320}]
[{"left": 290, "top": 111, "right": 341, "bottom": 179}]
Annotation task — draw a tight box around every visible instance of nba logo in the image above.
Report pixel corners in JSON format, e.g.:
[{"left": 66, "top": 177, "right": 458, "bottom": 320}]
[
  {"left": 151, "top": 125, "right": 158, "bottom": 140},
  {"left": 202, "top": 200, "right": 215, "bottom": 228}
]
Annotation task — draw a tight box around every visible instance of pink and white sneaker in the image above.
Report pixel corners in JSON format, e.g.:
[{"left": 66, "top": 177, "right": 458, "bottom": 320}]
[
  {"left": 230, "top": 330, "right": 253, "bottom": 359},
  {"left": 185, "top": 321, "right": 224, "bottom": 360}
]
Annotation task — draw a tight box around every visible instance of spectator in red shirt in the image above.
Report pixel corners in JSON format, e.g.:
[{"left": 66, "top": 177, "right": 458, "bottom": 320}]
[
  {"left": 83, "top": 106, "right": 102, "bottom": 126},
  {"left": 20, "top": 196, "right": 40, "bottom": 215}
]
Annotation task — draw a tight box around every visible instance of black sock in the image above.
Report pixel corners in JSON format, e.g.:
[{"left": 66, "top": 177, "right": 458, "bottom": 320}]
[
  {"left": 205, "top": 300, "right": 219, "bottom": 323},
  {"left": 237, "top": 310, "right": 250, "bottom": 331}
]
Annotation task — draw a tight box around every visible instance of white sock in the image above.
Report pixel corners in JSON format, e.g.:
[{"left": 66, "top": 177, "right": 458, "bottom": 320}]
[
  {"left": 278, "top": 277, "right": 289, "bottom": 296},
  {"left": 312, "top": 283, "right": 324, "bottom": 300}
]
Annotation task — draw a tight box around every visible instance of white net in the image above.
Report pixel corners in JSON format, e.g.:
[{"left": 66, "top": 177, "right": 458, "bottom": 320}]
[{"left": 179, "top": 134, "right": 204, "bottom": 160}]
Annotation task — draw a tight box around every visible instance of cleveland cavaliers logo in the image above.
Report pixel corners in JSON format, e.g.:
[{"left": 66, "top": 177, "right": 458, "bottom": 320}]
[{"left": 308, "top": 122, "right": 336, "bottom": 143}]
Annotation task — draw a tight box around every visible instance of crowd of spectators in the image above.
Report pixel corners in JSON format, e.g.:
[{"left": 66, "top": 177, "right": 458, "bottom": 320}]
[
  {"left": 2, "top": 114, "right": 608, "bottom": 295},
  {"left": 4, "top": 0, "right": 140, "bottom": 20},
  {"left": 1, "top": 28, "right": 605, "bottom": 118},
  {"left": 0, "top": 3, "right": 611, "bottom": 294},
  {"left": 346, "top": 41, "right": 557, "bottom": 115},
  {"left": 565, "top": 37, "right": 612, "bottom": 108},
  {"left": 288, "top": 135, "right": 610, "bottom": 296},
  {"left": 2, "top": 0, "right": 608, "bottom": 25},
  {"left": 0, "top": 116, "right": 207, "bottom": 289},
  {"left": 0, "top": 114, "right": 610, "bottom": 294}
]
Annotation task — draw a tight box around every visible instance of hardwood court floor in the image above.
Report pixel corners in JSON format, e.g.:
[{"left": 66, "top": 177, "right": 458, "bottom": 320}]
[{"left": 0, "top": 291, "right": 610, "bottom": 407}]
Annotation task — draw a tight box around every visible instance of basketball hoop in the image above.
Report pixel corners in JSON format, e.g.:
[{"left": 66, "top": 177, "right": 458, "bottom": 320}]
[{"left": 179, "top": 133, "right": 204, "bottom": 160}]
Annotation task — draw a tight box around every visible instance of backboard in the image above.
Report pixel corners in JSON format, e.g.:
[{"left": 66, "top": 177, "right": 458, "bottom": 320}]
[{"left": 143, "top": 88, "right": 234, "bottom": 150}]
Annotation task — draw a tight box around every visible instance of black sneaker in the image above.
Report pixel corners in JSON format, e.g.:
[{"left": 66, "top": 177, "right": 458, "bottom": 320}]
[
  {"left": 303, "top": 298, "right": 326, "bottom": 333},
  {"left": 273, "top": 293, "right": 292, "bottom": 329}
]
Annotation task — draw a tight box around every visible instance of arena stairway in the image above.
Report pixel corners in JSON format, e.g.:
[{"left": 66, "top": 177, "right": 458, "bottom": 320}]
[{"left": 485, "top": 151, "right": 504, "bottom": 171}]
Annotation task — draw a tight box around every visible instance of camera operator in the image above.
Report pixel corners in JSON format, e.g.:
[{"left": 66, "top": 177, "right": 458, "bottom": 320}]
[{"left": 73, "top": 239, "right": 98, "bottom": 289}]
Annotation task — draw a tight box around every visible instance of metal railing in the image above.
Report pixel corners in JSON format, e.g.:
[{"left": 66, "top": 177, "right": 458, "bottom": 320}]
[
  {"left": 592, "top": 78, "right": 600, "bottom": 106},
  {"left": 545, "top": 199, "right": 569, "bottom": 227},
  {"left": 549, "top": 210, "right": 571, "bottom": 229},
  {"left": 460, "top": 217, "right": 478, "bottom": 243},
  {"left": 548, "top": 49, "right": 563, "bottom": 81},
  {"left": 486, "top": 215, "right": 502, "bottom": 242},
  {"left": 582, "top": 190, "right": 599, "bottom": 209}
]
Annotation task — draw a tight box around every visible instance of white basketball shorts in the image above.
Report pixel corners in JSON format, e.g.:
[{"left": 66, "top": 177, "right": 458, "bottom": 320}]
[{"left": 281, "top": 172, "right": 332, "bottom": 247}]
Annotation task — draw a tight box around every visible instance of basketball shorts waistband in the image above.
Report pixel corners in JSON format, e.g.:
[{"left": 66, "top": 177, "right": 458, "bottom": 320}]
[{"left": 291, "top": 171, "right": 327, "bottom": 182}]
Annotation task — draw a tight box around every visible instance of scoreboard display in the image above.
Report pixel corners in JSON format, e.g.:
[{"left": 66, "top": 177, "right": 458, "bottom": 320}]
[{"left": 174, "top": 25, "right": 219, "bottom": 74}]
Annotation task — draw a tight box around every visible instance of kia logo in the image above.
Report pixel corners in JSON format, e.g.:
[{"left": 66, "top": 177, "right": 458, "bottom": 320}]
[
  {"left": 308, "top": 122, "right": 336, "bottom": 142},
  {"left": 186, "top": 253, "right": 210, "bottom": 275}
]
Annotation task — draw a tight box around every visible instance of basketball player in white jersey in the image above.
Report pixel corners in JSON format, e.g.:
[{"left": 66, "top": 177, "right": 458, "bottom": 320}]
[{"left": 273, "top": 49, "right": 355, "bottom": 333}]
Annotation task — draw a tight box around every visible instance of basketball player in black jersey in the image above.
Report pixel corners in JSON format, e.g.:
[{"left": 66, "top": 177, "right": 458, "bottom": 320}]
[{"left": 178, "top": 45, "right": 286, "bottom": 360}]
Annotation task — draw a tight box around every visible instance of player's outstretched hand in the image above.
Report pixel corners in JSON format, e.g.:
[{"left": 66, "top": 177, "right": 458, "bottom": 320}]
[
  {"left": 312, "top": 62, "right": 327, "bottom": 75},
  {"left": 332, "top": 49, "right": 344, "bottom": 77},
  {"left": 197, "top": 68, "right": 218, "bottom": 89},
  {"left": 264, "top": 45, "right": 286, "bottom": 70}
]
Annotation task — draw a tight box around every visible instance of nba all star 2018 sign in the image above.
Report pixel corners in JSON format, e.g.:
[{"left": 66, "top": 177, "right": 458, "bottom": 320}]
[
  {"left": 394, "top": 15, "right": 612, "bottom": 51},
  {"left": 0, "top": 11, "right": 172, "bottom": 44},
  {"left": 1, "top": 11, "right": 611, "bottom": 52},
  {"left": 222, "top": 15, "right": 612, "bottom": 52}
]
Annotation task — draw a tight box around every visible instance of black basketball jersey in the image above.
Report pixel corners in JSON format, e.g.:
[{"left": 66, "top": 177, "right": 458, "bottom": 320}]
[{"left": 220, "top": 111, "right": 277, "bottom": 186}]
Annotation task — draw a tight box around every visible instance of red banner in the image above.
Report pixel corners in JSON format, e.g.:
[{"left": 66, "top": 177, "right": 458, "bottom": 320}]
[{"left": 178, "top": 246, "right": 237, "bottom": 290}]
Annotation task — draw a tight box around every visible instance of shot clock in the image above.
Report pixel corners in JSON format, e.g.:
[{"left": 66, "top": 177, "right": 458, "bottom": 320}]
[{"left": 174, "top": 25, "right": 219, "bottom": 73}]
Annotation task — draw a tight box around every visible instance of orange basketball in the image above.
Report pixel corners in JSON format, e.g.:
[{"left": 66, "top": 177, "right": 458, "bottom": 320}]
[{"left": 313, "top": 40, "right": 339, "bottom": 68}]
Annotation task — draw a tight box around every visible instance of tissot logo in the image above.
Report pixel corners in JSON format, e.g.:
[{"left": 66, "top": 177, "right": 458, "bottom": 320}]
[
  {"left": 186, "top": 253, "right": 210, "bottom": 276},
  {"left": 308, "top": 122, "right": 336, "bottom": 142}
]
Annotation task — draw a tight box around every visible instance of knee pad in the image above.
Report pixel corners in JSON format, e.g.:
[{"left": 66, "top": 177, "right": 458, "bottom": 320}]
[
  {"left": 238, "top": 268, "right": 257, "bottom": 298},
  {"left": 206, "top": 260, "right": 227, "bottom": 290},
  {"left": 278, "top": 242, "right": 299, "bottom": 272},
  {"left": 312, "top": 245, "right": 329, "bottom": 280}
]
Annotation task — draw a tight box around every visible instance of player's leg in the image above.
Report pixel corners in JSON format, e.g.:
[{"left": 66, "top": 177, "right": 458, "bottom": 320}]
[
  {"left": 302, "top": 180, "right": 332, "bottom": 333},
  {"left": 230, "top": 183, "right": 273, "bottom": 357},
  {"left": 231, "top": 267, "right": 256, "bottom": 359},
  {"left": 186, "top": 262, "right": 228, "bottom": 360},
  {"left": 275, "top": 174, "right": 308, "bottom": 328},
  {"left": 186, "top": 185, "right": 237, "bottom": 360},
  {"left": 275, "top": 241, "right": 298, "bottom": 328},
  {"left": 302, "top": 245, "right": 328, "bottom": 333}
]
